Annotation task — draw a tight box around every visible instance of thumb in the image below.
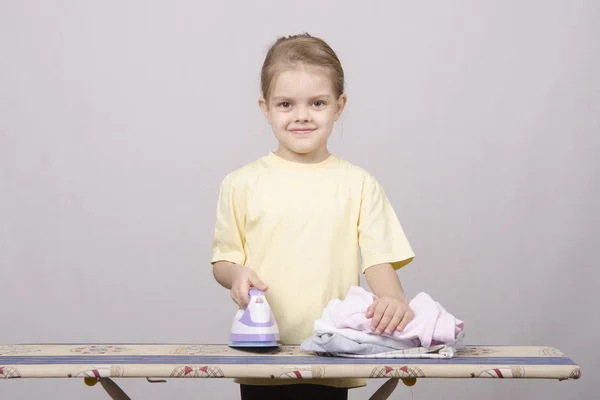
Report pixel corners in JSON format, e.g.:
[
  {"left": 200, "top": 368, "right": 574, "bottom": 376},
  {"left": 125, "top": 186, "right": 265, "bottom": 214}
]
[{"left": 249, "top": 275, "right": 268, "bottom": 291}]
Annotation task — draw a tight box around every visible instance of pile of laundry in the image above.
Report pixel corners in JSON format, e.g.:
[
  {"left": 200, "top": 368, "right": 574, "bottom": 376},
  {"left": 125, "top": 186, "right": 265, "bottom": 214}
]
[{"left": 300, "top": 286, "right": 465, "bottom": 359}]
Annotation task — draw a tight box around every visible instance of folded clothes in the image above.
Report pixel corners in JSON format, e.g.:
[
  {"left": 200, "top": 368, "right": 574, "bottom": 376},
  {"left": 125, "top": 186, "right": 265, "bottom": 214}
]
[
  {"left": 301, "top": 286, "right": 465, "bottom": 357},
  {"left": 300, "top": 332, "right": 463, "bottom": 359},
  {"left": 330, "top": 287, "right": 465, "bottom": 349},
  {"left": 300, "top": 332, "right": 397, "bottom": 355}
]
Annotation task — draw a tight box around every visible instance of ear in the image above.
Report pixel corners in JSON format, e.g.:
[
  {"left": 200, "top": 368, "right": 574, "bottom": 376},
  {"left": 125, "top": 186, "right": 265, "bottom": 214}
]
[
  {"left": 258, "top": 97, "right": 271, "bottom": 124},
  {"left": 334, "top": 93, "right": 347, "bottom": 121}
]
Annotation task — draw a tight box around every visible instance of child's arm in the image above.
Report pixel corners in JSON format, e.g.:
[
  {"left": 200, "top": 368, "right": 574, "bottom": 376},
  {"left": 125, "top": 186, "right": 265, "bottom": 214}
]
[
  {"left": 364, "top": 263, "right": 413, "bottom": 335},
  {"left": 212, "top": 261, "right": 240, "bottom": 289},
  {"left": 212, "top": 174, "right": 266, "bottom": 308},
  {"left": 212, "top": 261, "right": 268, "bottom": 308}
]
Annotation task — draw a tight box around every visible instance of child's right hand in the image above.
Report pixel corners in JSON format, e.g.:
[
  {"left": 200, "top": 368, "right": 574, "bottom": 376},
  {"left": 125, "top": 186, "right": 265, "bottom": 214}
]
[{"left": 230, "top": 266, "right": 268, "bottom": 308}]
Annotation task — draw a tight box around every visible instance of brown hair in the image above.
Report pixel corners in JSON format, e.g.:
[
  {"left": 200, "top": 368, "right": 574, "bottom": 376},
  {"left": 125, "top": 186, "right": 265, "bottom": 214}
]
[{"left": 260, "top": 33, "right": 345, "bottom": 102}]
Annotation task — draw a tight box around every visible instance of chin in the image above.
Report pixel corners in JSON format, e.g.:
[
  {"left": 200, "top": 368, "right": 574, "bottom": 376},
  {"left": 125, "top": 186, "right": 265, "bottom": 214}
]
[
  {"left": 285, "top": 149, "right": 312, "bottom": 156},
  {"left": 287, "top": 144, "right": 321, "bottom": 155}
]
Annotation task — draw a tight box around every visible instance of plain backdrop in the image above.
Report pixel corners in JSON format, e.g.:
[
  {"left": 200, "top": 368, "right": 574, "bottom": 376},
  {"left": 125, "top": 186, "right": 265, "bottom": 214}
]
[{"left": 1, "top": 0, "right": 598, "bottom": 399}]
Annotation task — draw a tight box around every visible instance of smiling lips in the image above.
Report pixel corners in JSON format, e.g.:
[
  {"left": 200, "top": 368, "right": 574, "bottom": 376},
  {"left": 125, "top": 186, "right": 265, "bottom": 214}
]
[{"left": 289, "top": 128, "right": 316, "bottom": 134}]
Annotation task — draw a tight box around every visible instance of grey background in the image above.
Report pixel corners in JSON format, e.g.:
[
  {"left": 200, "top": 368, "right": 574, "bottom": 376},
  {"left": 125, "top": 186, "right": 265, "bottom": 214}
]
[{"left": 1, "top": 0, "right": 598, "bottom": 398}]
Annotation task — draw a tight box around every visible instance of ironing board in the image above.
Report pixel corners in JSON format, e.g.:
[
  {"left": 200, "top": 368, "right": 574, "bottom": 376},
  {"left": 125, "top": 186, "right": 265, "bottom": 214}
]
[{"left": 0, "top": 344, "right": 581, "bottom": 400}]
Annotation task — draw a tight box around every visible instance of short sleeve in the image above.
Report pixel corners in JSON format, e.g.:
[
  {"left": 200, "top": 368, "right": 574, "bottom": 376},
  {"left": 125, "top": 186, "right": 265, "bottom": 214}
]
[
  {"left": 211, "top": 174, "right": 247, "bottom": 265},
  {"left": 358, "top": 174, "right": 415, "bottom": 272}
]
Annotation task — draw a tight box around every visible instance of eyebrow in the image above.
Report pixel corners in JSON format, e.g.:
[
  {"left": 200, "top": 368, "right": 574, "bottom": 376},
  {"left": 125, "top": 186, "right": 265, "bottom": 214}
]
[{"left": 272, "top": 94, "right": 332, "bottom": 102}]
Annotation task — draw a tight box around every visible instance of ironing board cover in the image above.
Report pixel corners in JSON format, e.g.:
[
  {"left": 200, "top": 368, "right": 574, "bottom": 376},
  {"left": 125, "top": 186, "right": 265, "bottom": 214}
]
[{"left": 0, "top": 344, "right": 581, "bottom": 381}]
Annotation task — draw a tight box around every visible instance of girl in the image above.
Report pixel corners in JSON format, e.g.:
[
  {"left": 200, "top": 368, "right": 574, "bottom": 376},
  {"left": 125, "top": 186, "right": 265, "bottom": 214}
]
[{"left": 211, "top": 33, "right": 415, "bottom": 400}]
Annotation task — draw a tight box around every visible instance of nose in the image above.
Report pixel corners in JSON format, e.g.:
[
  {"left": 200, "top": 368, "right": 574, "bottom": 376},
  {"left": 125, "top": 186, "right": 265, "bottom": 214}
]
[{"left": 294, "top": 105, "right": 312, "bottom": 122}]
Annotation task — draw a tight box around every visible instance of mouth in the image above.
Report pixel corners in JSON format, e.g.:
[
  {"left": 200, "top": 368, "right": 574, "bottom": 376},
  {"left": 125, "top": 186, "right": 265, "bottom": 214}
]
[{"left": 289, "top": 128, "right": 316, "bottom": 134}]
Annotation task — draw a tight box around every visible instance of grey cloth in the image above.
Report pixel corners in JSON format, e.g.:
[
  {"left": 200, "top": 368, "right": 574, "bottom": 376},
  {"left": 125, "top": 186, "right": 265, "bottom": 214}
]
[{"left": 300, "top": 333, "right": 397, "bottom": 355}]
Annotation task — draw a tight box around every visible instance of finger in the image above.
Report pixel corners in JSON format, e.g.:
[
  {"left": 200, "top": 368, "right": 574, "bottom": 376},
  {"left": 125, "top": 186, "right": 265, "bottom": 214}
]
[
  {"left": 367, "top": 301, "right": 379, "bottom": 326},
  {"left": 366, "top": 303, "right": 375, "bottom": 318},
  {"left": 230, "top": 291, "right": 243, "bottom": 308},
  {"left": 237, "top": 283, "right": 251, "bottom": 308},
  {"left": 375, "top": 306, "right": 396, "bottom": 335},
  {"left": 396, "top": 309, "right": 414, "bottom": 332},
  {"left": 249, "top": 275, "right": 268, "bottom": 291},
  {"left": 370, "top": 303, "right": 388, "bottom": 334},
  {"left": 384, "top": 308, "right": 406, "bottom": 335}
]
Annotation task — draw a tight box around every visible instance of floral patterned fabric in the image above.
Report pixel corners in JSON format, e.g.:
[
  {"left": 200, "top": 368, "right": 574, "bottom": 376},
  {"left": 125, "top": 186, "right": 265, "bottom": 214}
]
[{"left": 0, "top": 344, "right": 581, "bottom": 381}]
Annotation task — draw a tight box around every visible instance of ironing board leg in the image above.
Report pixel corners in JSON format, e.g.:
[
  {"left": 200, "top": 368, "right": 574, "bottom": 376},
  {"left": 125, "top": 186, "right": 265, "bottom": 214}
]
[
  {"left": 99, "top": 378, "right": 132, "bottom": 400},
  {"left": 368, "top": 378, "right": 399, "bottom": 400}
]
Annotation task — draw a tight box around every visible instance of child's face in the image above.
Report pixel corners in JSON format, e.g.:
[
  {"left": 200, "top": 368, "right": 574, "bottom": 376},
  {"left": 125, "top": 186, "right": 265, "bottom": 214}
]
[{"left": 259, "top": 65, "right": 346, "bottom": 162}]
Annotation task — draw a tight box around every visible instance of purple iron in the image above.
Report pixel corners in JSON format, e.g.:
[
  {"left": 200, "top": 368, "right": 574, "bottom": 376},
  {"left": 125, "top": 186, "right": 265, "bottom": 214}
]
[{"left": 229, "top": 288, "right": 280, "bottom": 348}]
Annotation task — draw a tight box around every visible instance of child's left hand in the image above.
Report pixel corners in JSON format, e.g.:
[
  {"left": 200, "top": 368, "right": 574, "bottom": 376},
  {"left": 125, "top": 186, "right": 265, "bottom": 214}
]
[{"left": 366, "top": 296, "right": 413, "bottom": 335}]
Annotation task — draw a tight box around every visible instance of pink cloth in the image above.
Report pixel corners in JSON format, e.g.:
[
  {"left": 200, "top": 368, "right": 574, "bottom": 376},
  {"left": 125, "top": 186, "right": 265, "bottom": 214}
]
[{"left": 329, "top": 286, "right": 464, "bottom": 349}]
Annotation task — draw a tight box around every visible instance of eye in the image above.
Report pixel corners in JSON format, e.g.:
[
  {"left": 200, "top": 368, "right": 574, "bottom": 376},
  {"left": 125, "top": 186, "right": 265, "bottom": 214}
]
[
  {"left": 278, "top": 102, "right": 291, "bottom": 108},
  {"left": 313, "top": 100, "right": 325, "bottom": 107}
]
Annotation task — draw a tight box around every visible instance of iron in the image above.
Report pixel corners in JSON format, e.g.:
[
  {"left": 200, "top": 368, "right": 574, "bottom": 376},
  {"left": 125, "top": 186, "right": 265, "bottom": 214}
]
[{"left": 229, "top": 288, "right": 280, "bottom": 348}]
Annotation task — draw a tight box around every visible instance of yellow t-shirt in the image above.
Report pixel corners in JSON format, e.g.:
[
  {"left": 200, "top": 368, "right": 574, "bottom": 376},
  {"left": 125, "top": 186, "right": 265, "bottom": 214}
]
[{"left": 211, "top": 152, "right": 415, "bottom": 388}]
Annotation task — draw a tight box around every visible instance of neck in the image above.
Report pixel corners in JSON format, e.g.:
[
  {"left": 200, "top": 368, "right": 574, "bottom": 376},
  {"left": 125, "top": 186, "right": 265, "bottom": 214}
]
[{"left": 274, "top": 146, "right": 330, "bottom": 164}]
